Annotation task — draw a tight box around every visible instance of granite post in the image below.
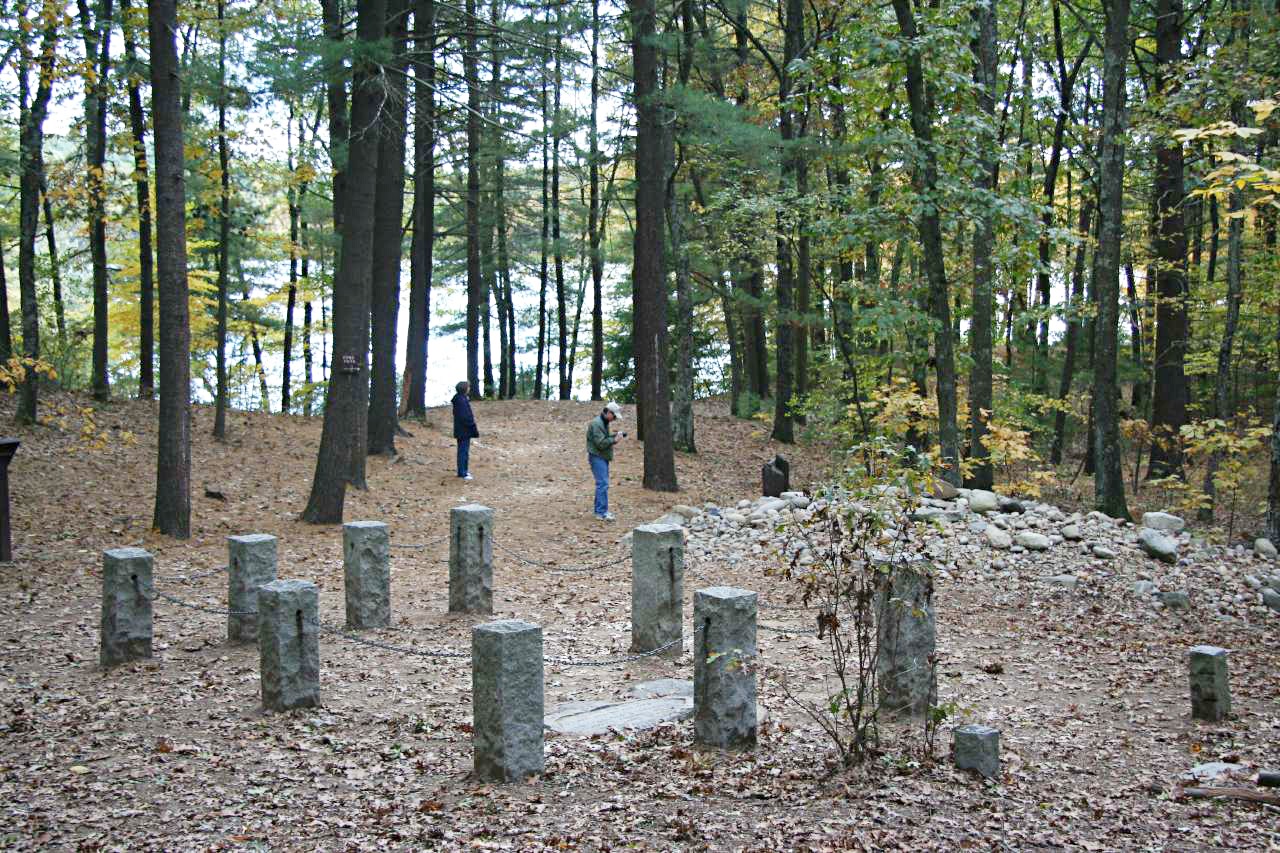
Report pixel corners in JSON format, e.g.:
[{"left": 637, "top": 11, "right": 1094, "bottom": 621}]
[
  {"left": 693, "top": 586, "right": 757, "bottom": 749},
  {"left": 631, "top": 523, "right": 683, "bottom": 658},
  {"left": 100, "top": 547, "right": 154, "bottom": 667},
  {"left": 472, "top": 620, "right": 543, "bottom": 781},
  {"left": 344, "top": 521, "right": 390, "bottom": 629},
  {"left": 953, "top": 724, "right": 1000, "bottom": 778},
  {"left": 876, "top": 562, "right": 936, "bottom": 715},
  {"left": 227, "top": 533, "right": 278, "bottom": 643},
  {"left": 1189, "top": 645, "right": 1231, "bottom": 721},
  {"left": 258, "top": 580, "right": 320, "bottom": 711},
  {"left": 450, "top": 504, "right": 493, "bottom": 614}
]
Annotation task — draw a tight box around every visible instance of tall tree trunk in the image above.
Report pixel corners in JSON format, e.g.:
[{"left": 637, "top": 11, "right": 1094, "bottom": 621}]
[
  {"left": 1124, "top": 262, "right": 1147, "bottom": 412},
  {"left": 630, "top": 0, "right": 678, "bottom": 490},
  {"left": 1050, "top": 192, "right": 1094, "bottom": 465},
  {"left": 669, "top": 0, "right": 695, "bottom": 452},
  {"left": 553, "top": 13, "right": 569, "bottom": 400},
  {"left": 368, "top": 0, "right": 408, "bottom": 455},
  {"left": 1091, "top": 0, "right": 1132, "bottom": 520},
  {"left": 0, "top": 246, "right": 10, "bottom": 363},
  {"left": 321, "top": 0, "right": 349, "bottom": 236},
  {"left": 1268, "top": 312, "right": 1280, "bottom": 544},
  {"left": 213, "top": 0, "right": 231, "bottom": 439},
  {"left": 534, "top": 59, "right": 549, "bottom": 400},
  {"left": 967, "top": 0, "right": 997, "bottom": 489},
  {"left": 497, "top": 157, "right": 515, "bottom": 397},
  {"left": 303, "top": 0, "right": 386, "bottom": 523},
  {"left": 404, "top": 0, "right": 434, "bottom": 417},
  {"left": 283, "top": 108, "right": 300, "bottom": 415},
  {"left": 464, "top": 0, "right": 482, "bottom": 394},
  {"left": 771, "top": 0, "right": 804, "bottom": 444},
  {"left": 16, "top": 3, "right": 57, "bottom": 425},
  {"left": 589, "top": 0, "right": 604, "bottom": 401},
  {"left": 1146, "top": 0, "right": 1189, "bottom": 477},
  {"left": 78, "top": 0, "right": 113, "bottom": 402},
  {"left": 122, "top": 0, "right": 155, "bottom": 399},
  {"left": 148, "top": 0, "right": 192, "bottom": 537},
  {"left": 892, "top": 0, "right": 960, "bottom": 483},
  {"left": 40, "top": 182, "right": 66, "bottom": 352}
]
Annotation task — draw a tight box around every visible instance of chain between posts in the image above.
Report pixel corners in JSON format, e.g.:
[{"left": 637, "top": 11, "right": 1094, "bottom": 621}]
[
  {"left": 543, "top": 634, "right": 685, "bottom": 667},
  {"left": 137, "top": 578, "right": 258, "bottom": 617},
  {"left": 391, "top": 534, "right": 450, "bottom": 550},
  {"left": 320, "top": 623, "right": 471, "bottom": 660},
  {"left": 154, "top": 565, "right": 229, "bottom": 584},
  {"left": 493, "top": 539, "right": 629, "bottom": 574}
]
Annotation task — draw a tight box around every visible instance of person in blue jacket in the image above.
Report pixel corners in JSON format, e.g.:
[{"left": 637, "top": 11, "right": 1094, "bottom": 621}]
[{"left": 451, "top": 381, "right": 479, "bottom": 480}]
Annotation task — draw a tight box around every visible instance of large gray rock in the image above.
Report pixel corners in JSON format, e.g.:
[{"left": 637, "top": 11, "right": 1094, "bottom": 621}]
[
  {"left": 876, "top": 566, "right": 936, "bottom": 716},
  {"left": 1255, "top": 538, "right": 1278, "bottom": 561},
  {"left": 694, "top": 587, "right": 757, "bottom": 749},
  {"left": 100, "top": 547, "right": 154, "bottom": 668},
  {"left": 258, "top": 580, "right": 320, "bottom": 712},
  {"left": 631, "top": 523, "right": 683, "bottom": 659},
  {"left": 1014, "top": 531, "right": 1051, "bottom": 551},
  {"left": 473, "top": 620, "right": 543, "bottom": 782},
  {"left": 953, "top": 724, "right": 1000, "bottom": 779},
  {"left": 1188, "top": 645, "right": 1230, "bottom": 722},
  {"left": 1141, "top": 511, "right": 1186, "bottom": 533},
  {"left": 983, "top": 526, "right": 1012, "bottom": 550},
  {"left": 1060, "top": 524, "right": 1082, "bottom": 541},
  {"left": 1092, "top": 544, "right": 1117, "bottom": 560},
  {"left": 544, "top": 696, "right": 692, "bottom": 736},
  {"left": 449, "top": 504, "right": 493, "bottom": 615},
  {"left": 1160, "top": 590, "right": 1191, "bottom": 610},
  {"left": 967, "top": 490, "right": 999, "bottom": 514},
  {"left": 1138, "top": 528, "right": 1178, "bottom": 563},
  {"left": 1262, "top": 588, "right": 1280, "bottom": 614},
  {"left": 227, "top": 534, "right": 278, "bottom": 644},
  {"left": 751, "top": 497, "right": 789, "bottom": 517},
  {"left": 344, "top": 521, "right": 390, "bottom": 630}
]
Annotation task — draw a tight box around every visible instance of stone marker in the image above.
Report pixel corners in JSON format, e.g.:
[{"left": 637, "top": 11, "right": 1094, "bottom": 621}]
[
  {"left": 631, "top": 523, "right": 683, "bottom": 658},
  {"left": 1188, "top": 645, "right": 1230, "bottom": 721},
  {"left": 450, "top": 504, "right": 493, "bottom": 615},
  {"left": 693, "top": 586, "right": 757, "bottom": 749},
  {"left": 876, "top": 564, "right": 937, "bottom": 715},
  {"left": 473, "top": 620, "right": 543, "bottom": 781},
  {"left": 227, "top": 533, "right": 278, "bottom": 643},
  {"left": 1141, "top": 511, "right": 1186, "bottom": 533},
  {"left": 100, "top": 547, "right": 154, "bottom": 667},
  {"left": 953, "top": 724, "right": 1000, "bottom": 778},
  {"left": 344, "top": 521, "right": 390, "bottom": 629},
  {"left": 258, "top": 580, "right": 320, "bottom": 711},
  {"left": 762, "top": 454, "right": 790, "bottom": 498}
]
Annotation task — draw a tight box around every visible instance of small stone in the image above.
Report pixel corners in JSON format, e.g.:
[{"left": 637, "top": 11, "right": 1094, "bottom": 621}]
[
  {"left": 1092, "top": 544, "right": 1117, "bottom": 560},
  {"left": 932, "top": 480, "right": 959, "bottom": 500},
  {"left": 967, "top": 490, "right": 999, "bottom": 514},
  {"left": 1263, "top": 588, "right": 1280, "bottom": 613},
  {"left": 1141, "top": 511, "right": 1186, "bottom": 533},
  {"left": 1255, "top": 538, "right": 1278, "bottom": 561},
  {"left": 1061, "top": 524, "right": 1082, "bottom": 541},
  {"left": 1044, "top": 574, "right": 1077, "bottom": 590},
  {"left": 780, "top": 491, "right": 809, "bottom": 509},
  {"left": 1133, "top": 580, "right": 1157, "bottom": 596},
  {"left": 998, "top": 496, "right": 1024, "bottom": 514},
  {"left": 983, "top": 526, "right": 1012, "bottom": 550},
  {"left": 1014, "top": 531, "right": 1051, "bottom": 551},
  {"left": 953, "top": 724, "right": 1000, "bottom": 779},
  {"left": 1160, "top": 590, "right": 1191, "bottom": 610},
  {"left": 1138, "top": 528, "right": 1178, "bottom": 563},
  {"left": 1188, "top": 645, "right": 1230, "bottom": 721},
  {"left": 670, "top": 504, "right": 700, "bottom": 521}
]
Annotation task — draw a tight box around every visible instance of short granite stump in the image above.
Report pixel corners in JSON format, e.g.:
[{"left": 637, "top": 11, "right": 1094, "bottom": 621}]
[
  {"left": 228, "top": 533, "right": 278, "bottom": 643},
  {"left": 258, "top": 580, "right": 320, "bottom": 712},
  {"left": 954, "top": 724, "right": 1000, "bottom": 779},
  {"left": 450, "top": 505, "right": 493, "bottom": 615},
  {"left": 694, "top": 586, "right": 757, "bottom": 749},
  {"left": 631, "top": 523, "right": 684, "bottom": 658},
  {"left": 100, "top": 547, "right": 154, "bottom": 668},
  {"left": 1189, "top": 645, "right": 1230, "bottom": 721},
  {"left": 344, "top": 521, "right": 390, "bottom": 629},
  {"left": 473, "top": 620, "right": 543, "bottom": 782}
]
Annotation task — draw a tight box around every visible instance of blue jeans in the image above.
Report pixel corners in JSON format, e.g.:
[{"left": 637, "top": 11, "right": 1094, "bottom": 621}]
[
  {"left": 457, "top": 437, "right": 471, "bottom": 477},
  {"left": 589, "top": 454, "right": 609, "bottom": 516}
]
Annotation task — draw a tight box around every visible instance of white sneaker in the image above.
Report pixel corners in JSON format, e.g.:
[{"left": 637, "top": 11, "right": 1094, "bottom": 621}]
[
  {"left": 462, "top": 474, "right": 473, "bottom": 481},
  {"left": 602, "top": 512, "right": 615, "bottom": 522}
]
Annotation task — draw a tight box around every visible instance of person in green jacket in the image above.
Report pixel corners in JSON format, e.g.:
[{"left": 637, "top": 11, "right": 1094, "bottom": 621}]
[{"left": 586, "top": 402, "right": 625, "bottom": 521}]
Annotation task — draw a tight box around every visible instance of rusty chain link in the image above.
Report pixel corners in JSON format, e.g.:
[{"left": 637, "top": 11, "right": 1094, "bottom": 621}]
[{"left": 493, "top": 539, "right": 629, "bottom": 574}]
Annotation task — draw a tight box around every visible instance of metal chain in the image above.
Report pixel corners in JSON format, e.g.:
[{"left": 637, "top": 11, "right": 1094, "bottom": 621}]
[
  {"left": 391, "top": 534, "right": 450, "bottom": 550},
  {"left": 320, "top": 622, "right": 470, "bottom": 660},
  {"left": 758, "top": 601, "right": 814, "bottom": 612},
  {"left": 146, "top": 585, "right": 258, "bottom": 617},
  {"left": 758, "top": 621, "right": 818, "bottom": 636},
  {"left": 155, "top": 565, "right": 229, "bottom": 584},
  {"left": 544, "top": 634, "right": 684, "bottom": 667},
  {"left": 493, "top": 539, "right": 629, "bottom": 574}
]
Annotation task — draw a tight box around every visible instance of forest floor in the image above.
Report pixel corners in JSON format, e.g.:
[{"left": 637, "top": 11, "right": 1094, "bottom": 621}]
[{"left": 0, "top": 391, "right": 1277, "bottom": 851}]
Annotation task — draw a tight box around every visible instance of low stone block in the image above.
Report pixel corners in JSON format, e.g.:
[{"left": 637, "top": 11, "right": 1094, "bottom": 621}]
[
  {"left": 344, "top": 521, "right": 390, "bottom": 629},
  {"left": 227, "top": 534, "right": 278, "bottom": 644},
  {"left": 953, "top": 724, "right": 1000, "bottom": 778},
  {"left": 1189, "top": 645, "right": 1230, "bottom": 721},
  {"left": 694, "top": 586, "right": 757, "bottom": 749},
  {"left": 473, "top": 620, "right": 543, "bottom": 782},
  {"left": 631, "top": 523, "right": 683, "bottom": 659},
  {"left": 450, "top": 504, "right": 493, "bottom": 615},
  {"left": 1141, "top": 511, "right": 1186, "bottom": 533},
  {"left": 100, "top": 548, "right": 154, "bottom": 668},
  {"left": 967, "top": 490, "right": 999, "bottom": 514},
  {"left": 258, "top": 580, "right": 320, "bottom": 711},
  {"left": 876, "top": 565, "right": 936, "bottom": 716}
]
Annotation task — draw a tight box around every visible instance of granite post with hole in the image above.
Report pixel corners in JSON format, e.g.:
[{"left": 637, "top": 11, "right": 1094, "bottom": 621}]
[
  {"left": 100, "top": 547, "right": 154, "bottom": 667},
  {"left": 344, "top": 521, "right": 390, "bottom": 629},
  {"left": 258, "top": 579, "right": 320, "bottom": 711},
  {"left": 1189, "top": 645, "right": 1231, "bottom": 721},
  {"left": 631, "top": 523, "right": 683, "bottom": 658},
  {"left": 876, "top": 562, "right": 936, "bottom": 715},
  {"left": 694, "top": 586, "right": 757, "bottom": 749},
  {"left": 472, "top": 619, "right": 543, "bottom": 781},
  {"left": 227, "top": 533, "right": 278, "bottom": 643},
  {"left": 450, "top": 504, "right": 493, "bottom": 614},
  {"left": 953, "top": 724, "right": 1001, "bottom": 778}
]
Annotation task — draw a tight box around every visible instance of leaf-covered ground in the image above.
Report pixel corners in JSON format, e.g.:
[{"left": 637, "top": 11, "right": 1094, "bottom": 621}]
[{"left": 1, "top": 393, "right": 1277, "bottom": 851}]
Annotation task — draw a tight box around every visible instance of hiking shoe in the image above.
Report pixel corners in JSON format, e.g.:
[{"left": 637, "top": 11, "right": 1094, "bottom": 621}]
[{"left": 461, "top": 474, "right": 473, "bottom": 481}]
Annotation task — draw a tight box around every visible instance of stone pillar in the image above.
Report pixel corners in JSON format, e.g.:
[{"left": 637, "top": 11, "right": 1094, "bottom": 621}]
[
  {"left": 227, "top": 534, "right": 278, "bottom": 644},
  {"left": 1189, "top": 645, "right": 1231, "bottom": 721},
  {"left": 472, "top": 620, "right": 543, "bottom": 782},
  {"left": 876, "top": 562, "right": 936, "bottom": 716},
  {"left": 450, "top": 504, "right": 493, "bottom": 614},
  {"left": 258, "top": 580, "right": 320, "bottom": 712},
  {"left": 631, "top": 523, "right": 683, "bottom": 658},
  {"left": 100, "top": 547, "right": 154, "bottom": 668},
  {"left": 344, "top": 521, "right": 390, "bottom": 629},
  {"left": 693, "top": 586, "right": 757, "bottom": 749},
  {"left": 953, "top": 724, "right": 1000, "bottom": 778}
]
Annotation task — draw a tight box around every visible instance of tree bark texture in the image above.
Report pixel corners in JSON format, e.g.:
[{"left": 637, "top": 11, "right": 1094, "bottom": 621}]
[
  {"left": 122, "top": 0, "right": 154, "bottom": 399},
  {"left": 404, "top": 0, "right": 434, "bottom": 417}
]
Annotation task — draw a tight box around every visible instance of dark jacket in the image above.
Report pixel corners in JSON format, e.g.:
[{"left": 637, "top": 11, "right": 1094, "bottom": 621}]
[
  {"left": 452, "top": 392, "right": 479, "bottom": 439},
  {"left": 586, "top": 415, "right": 618, "bottom": 461}
]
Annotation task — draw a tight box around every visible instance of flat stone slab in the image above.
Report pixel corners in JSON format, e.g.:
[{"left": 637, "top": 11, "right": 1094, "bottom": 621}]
[
  {"left": 545, "top": 695, "right": 693, "bottom": 736},
  {"left": 626, "top": 678, "right": 693, "bottom": 700}
]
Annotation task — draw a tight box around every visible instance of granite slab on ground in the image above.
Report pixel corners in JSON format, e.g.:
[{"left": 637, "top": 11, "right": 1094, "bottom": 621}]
[{"left": 545, "top": 679, "right": 693, "bottom": 736}]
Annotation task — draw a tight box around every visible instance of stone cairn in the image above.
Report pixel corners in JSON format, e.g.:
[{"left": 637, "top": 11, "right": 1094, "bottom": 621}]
[{"left": 631, "top": 523, "right": 684, "bottom": 659}]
